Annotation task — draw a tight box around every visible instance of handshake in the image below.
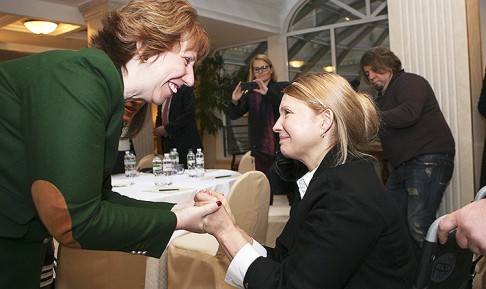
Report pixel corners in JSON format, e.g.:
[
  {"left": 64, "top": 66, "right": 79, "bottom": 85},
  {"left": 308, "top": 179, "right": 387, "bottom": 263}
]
[
  {"left": 171, "top": 189, "right": 252, "bottom": 263},
  {"left": 171, "top": 190, "right": 236, "bottom": 236}
]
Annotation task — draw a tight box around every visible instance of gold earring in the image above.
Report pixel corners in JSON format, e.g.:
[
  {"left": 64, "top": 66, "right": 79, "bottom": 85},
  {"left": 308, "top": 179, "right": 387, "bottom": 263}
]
[{"left": 138, "top": 52, "right": 147, "bottom": 63}]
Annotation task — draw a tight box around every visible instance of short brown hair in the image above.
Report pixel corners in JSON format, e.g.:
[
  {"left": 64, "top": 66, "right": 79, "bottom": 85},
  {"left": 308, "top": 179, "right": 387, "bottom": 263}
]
[
  {"left": 360, "top": 47, "right": 402, "bottom": 75},
  {"left": 283, "top": 72, "right": 380, "bottom": 165},
  {"left": 91, "top": 0, "right": 210, "bottom": 138},
  {"left": 91, "top": 0, "right": 210, "bottom": 68}
]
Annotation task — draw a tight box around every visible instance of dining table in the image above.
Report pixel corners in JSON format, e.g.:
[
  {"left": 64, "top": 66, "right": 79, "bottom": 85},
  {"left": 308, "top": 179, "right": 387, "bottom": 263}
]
[
  {"left": 111, "top": 168, "right": 241, "bottom": 289},
  {"left": 112, "top": 168, "right": 240, "bottom": 202}
]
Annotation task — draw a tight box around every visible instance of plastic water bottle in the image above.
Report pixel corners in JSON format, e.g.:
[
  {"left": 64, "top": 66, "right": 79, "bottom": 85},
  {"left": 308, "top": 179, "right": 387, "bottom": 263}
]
[
  {"left": 162, "top": 153, "right": 173, "bottom": 185},
  {"left": 187, "top": 148, "right": 196, "bottom": 177},
  {"left": 169, "top": 148, "right": 179, "bottom": 174},
  {"left": 129, "top": 151, "right": 137, "bottom": 177},
  {"left": 124, "top": 151, "right": 131, "bottom": 177},
  {"left": 172, "top": 148, "right": 180, "bottom": 164},
  {"left": 152, "top": 154, "right": 163, "bottom": 186},
  {"left": 195, "top": 148, "right": 205, "bottom": 177},
  {"left": 124, "top": 151, "right": 136, "bottom": 177}
]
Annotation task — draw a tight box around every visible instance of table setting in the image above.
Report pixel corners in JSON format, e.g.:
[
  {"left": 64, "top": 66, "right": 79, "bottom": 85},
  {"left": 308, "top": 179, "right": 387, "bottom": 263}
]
[{"left": 111, "top": 168, "right": 241, "bottom": 289}]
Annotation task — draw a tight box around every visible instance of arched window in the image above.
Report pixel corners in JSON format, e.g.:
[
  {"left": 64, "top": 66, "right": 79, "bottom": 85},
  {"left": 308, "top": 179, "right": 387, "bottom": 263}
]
[
  {"left": 286, "top": 0, "right": 388, "bottom": 82},
  {"left": 217, "top": 0, "right": 389, "bottom": 159}
]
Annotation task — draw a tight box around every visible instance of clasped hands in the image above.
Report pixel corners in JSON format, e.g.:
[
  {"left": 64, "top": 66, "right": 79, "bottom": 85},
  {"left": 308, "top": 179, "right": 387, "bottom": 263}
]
[
  {"left": 170, "top": 190, "right": 237, "bottom": 237},
  {"left": 195, "top": 190, "right": 238, "bottom": 238},
  {"left": 194, "top": 190, "right": 251, "bottom": 260}
]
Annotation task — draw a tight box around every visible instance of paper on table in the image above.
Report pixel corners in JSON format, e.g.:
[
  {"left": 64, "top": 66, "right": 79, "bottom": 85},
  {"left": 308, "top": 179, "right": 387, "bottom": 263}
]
[
  {"left": 143, "top": 186, "right": 193, "bottom": 193},
  {"left": 112, "top": 179, "right": 135, "bottom": 187}
]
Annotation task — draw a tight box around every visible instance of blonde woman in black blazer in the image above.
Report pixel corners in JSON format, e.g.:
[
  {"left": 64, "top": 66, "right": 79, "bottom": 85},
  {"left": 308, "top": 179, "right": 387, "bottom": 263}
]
[{"left": 199, "top": 72, "right": 416, "bottom": 289}]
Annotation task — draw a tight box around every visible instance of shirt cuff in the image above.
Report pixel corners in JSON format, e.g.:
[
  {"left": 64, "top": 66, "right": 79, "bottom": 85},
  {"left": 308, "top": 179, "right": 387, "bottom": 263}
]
[
  {"left": 224, "top": 242, "right": 264, "bottom": 288},
  {"left": 252, "top": 239, "right": 267, "bottom": 257}
]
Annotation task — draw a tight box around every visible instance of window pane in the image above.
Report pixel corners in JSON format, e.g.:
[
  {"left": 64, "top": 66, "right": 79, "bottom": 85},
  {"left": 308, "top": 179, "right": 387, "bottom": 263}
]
[
  {"left": 289, "top": 0, "right": 387, "bottom": 32},
  {"left": 288, "top": 30, "right": 332, "bottom": 80},
  {"left": 335, "top": 19, "right": 389, "bottom": 80},
  {"left": 287, "top": 0, "right": 388, "bottom": 82},
  {"left": 220, "top": 42, "right": 268, "bottom": 76}
]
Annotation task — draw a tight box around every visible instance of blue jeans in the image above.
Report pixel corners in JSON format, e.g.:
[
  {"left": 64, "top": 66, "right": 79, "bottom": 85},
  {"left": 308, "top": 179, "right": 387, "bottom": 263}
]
[{"left": 386, "top": 153, "right": 454, "bottom": 262}]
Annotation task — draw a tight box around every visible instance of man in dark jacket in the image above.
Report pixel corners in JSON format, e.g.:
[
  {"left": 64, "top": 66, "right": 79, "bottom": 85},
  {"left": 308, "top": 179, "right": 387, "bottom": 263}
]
[
  {"left": 154, "top": 85, "right": 202, "bottom": 168},
  {"left": 361, "top": 47, "right": 455, "bottom": 262}
]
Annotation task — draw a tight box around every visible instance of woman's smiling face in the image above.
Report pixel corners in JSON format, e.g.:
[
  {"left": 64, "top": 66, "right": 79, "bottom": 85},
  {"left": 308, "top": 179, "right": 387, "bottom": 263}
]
[
  {"left": 273, "top": 94, "right": 323, "bottom": 161},
  {"left": 123, "top": 39, "right": 197, "bottom": 105}
]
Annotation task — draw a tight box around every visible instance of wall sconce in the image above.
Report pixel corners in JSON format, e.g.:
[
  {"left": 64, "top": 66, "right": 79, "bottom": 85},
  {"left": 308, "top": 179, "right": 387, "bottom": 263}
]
[
  {"left": 289, "top": 60, "right": 305, "bottom": 68},
  {"left": 24, "top": 20, "right": 58, "bottom": 35},
  {"left": 323, "top": 65, "right": 335, "bottom": 73}
]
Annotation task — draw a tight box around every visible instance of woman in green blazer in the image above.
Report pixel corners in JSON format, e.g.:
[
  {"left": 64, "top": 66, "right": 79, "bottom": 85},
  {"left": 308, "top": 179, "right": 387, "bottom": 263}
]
[{"left": 0, "top": 0, "right": 220, "bottom": 288}]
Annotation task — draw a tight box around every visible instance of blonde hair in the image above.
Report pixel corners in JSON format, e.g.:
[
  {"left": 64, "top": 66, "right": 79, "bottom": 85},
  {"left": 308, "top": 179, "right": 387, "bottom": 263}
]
[
  {"left": 91, "top": 0, "right": 210, "bottom": 67},
  {"left": 248, "top": 54, "right": 278, "bottom": 82},
  {"left": 283, "top": 72, "right": 380, "bottom": 165}
]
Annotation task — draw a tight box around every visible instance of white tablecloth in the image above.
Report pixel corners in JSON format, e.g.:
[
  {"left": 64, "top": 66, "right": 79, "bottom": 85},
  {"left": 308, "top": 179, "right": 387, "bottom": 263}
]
[{"left": 111, "top": 169, "right": 240, "bottom": 289}]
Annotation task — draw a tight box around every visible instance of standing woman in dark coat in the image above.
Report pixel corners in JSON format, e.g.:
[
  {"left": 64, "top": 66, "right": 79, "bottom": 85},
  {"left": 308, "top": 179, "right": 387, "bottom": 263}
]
[{"left": 226, "top": 54, "right": 290, "bottom": 178}]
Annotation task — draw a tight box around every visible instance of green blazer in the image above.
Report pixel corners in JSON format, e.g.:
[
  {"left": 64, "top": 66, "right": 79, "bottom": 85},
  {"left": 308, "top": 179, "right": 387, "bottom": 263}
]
[{"left": 0, "top": 48, "right": 176, "bottom": 258}]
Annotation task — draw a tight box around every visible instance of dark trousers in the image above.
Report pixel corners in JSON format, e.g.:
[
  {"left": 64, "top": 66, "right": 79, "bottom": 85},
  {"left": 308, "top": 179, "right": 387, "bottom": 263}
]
[
  {"left": 386, "top": 153, "right": 454, "bottom": 263},
  {"left": 0, "top": 237, "right": 48, "bottom": 288},
  {"left": 255, "top": 157, "right": 275, "bottom": 204}
]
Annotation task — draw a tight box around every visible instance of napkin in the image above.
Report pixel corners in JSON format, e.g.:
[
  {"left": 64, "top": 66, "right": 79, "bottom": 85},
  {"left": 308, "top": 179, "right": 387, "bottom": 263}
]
[{"left": 112, "top": 179, "right": 135, "bottom": 187}]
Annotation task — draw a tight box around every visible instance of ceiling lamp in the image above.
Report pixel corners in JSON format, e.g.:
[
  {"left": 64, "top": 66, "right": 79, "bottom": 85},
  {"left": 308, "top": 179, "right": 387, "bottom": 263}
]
[
  {"left": 323, "top": 65, "right": 335, "bottom": 73},
  {"left": 24, "top": 20, "right": 58, "bottom": 35},
  {"left": 289, "top": 60, "right": 305, "bottom": 68}
]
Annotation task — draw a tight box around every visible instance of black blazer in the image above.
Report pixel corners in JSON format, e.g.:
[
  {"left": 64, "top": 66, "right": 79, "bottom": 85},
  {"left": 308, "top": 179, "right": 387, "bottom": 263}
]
[
  {"left": 155, "top": 85, "right": 202, "bottom": 167},
  {"left": 245, "top": 147, "right": 417, "bottom": 288}
]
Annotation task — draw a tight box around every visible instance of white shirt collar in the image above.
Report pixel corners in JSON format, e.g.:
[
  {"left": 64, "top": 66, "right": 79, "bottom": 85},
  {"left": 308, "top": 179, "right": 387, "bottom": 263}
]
[{"left": 297, "top": 167, "right": 317, "bottom": 199}]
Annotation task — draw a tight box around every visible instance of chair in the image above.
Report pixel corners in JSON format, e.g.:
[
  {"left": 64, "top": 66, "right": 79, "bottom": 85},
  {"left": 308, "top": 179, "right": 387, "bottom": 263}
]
[
  {"left": 265, "top": 195, "right": 291, "bottom": 247},
  {"left": 413, "top": 186, "right": 486, "bottom": 289},
  {"left": 167, "top": 171, "right": 270, "bottom": 289},
  {"left": 238, "top": 151, "right": 255, "bottom": 173},
  {"left": 56, "top": 246, "right": 147, "bottom": 289},
  {"left": 136, "top": 153, "right": 154, "bottom": 170}
]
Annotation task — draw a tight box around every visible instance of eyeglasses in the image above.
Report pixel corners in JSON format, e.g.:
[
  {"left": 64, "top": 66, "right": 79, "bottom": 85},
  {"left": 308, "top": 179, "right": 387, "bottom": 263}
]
[{"left": 253, "top": 65, "right": 270, "bottom": 73}]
